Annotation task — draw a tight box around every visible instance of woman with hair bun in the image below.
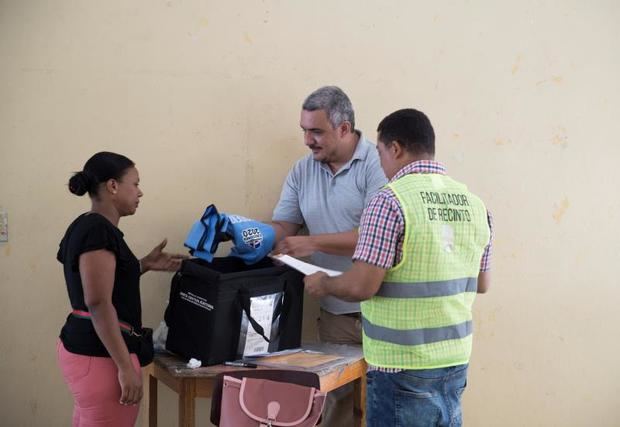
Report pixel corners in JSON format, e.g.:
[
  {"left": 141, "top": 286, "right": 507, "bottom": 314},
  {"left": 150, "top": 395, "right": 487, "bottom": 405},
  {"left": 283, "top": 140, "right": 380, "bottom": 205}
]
[{"left": 57, "top": 152, "right": 186, "bottom": 426}]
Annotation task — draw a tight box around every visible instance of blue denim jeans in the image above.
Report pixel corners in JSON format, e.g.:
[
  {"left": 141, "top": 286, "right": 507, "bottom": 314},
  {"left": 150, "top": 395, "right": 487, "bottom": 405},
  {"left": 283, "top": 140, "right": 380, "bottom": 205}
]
[{"left": 366, "top": 364, "right": 468, "bottom": 427}]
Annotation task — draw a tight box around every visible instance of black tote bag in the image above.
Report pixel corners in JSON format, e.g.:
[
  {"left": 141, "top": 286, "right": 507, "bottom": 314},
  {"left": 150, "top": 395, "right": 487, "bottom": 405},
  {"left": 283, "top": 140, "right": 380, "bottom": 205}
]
[{"left": 164, "top": 257, "right": 304, "bottom": 366}]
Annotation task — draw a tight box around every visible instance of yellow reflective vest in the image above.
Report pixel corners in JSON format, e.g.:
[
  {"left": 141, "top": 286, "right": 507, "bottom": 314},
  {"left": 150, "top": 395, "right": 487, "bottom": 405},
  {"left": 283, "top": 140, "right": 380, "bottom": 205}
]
[{"left": 361, "top": 173, "right": 490, "bottom": 369}]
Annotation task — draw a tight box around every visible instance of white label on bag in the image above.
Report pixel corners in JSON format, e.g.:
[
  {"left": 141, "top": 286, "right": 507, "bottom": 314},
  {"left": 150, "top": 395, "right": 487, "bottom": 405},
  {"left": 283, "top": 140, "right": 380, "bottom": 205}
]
[{"left": 242, "top": 294, "right": 277, "bottom": 356}]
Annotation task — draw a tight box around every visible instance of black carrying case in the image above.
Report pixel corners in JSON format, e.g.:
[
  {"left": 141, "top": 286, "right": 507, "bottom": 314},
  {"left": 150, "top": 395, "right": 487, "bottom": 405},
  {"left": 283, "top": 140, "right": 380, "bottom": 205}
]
[{"left": 164, "top": 257, "right": 304, "bottom": 366}]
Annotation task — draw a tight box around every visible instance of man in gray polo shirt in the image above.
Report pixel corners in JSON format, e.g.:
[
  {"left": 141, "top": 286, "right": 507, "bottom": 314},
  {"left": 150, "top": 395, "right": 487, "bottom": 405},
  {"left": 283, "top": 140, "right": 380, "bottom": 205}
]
[{"left": 272, "top": 86, "right": 387, "bottom": 426}]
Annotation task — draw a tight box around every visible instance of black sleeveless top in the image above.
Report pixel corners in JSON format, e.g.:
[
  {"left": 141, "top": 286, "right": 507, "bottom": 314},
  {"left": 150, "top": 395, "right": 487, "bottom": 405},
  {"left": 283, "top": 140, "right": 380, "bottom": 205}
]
[{"left": 57, "top": 212, "right": 142, "bottom": 356}]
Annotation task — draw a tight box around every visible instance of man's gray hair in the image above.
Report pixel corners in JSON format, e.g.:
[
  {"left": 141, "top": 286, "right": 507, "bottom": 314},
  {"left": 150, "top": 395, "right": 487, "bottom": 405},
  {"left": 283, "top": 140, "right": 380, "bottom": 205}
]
[{"left": 302, "top": 86, "right": 355, "bottom": 130}]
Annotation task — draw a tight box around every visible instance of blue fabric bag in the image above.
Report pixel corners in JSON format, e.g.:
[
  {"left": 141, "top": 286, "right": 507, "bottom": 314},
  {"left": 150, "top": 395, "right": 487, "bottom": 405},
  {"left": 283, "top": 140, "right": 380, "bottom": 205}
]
[
  {"left": 184, "top": 205, "right": 229, "bottom": 262},
  {"left": 224, "top": 214, "right": 276, "bottom": 265},
  {"left": 184, "top": 205, "right": 275, "bottom": 265}
]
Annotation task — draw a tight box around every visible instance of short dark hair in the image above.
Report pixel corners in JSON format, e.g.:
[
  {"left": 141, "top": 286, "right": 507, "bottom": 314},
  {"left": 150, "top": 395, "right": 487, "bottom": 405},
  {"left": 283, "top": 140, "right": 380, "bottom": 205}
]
[
  {"left": 377, "top": 108, "right": 435, "bottom": 156},
  {"left": 302, "top": 86, "right": 355, "bottom": 130},
  {"left": 68, "top": 151, "right": 135, "bottom": 197}
]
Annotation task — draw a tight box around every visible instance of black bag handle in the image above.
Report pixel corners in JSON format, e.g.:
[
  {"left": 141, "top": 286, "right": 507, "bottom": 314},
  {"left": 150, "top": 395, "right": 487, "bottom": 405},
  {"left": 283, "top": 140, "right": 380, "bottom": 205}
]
[
  {"left": 269, "top": 282, "right": 285, "bottom": 335},
  {"left": 238, "top": 288, "right": 285, "bottom": 344},
  {"left": 279, "top": 278, "right": 290, "bottom": 322},
  {"left": 240, "top": 283, "right": 287, "bottom": 345}
]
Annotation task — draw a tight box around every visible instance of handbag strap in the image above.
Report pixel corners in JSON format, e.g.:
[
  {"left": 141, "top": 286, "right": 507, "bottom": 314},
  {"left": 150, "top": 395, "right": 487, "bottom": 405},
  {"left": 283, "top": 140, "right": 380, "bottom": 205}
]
[{"left": 71, "top": 309, "right": 143, "bottom": 337}]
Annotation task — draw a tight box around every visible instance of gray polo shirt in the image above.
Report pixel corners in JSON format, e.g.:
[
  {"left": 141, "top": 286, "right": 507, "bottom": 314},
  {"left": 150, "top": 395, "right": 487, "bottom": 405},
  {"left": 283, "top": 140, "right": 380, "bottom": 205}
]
[{"left": 272, "top": 132, "right": 388, "bottom": 314}]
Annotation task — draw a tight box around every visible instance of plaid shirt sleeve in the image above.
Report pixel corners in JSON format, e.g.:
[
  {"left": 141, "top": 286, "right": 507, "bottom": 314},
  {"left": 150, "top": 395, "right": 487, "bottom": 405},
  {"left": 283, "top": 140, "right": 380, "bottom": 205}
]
[
  {"left": 353, "top": 189, "right": 404, "bottom": 269},
  {"left": 479, "top": 211, "right": 494, "bottom": 272}
]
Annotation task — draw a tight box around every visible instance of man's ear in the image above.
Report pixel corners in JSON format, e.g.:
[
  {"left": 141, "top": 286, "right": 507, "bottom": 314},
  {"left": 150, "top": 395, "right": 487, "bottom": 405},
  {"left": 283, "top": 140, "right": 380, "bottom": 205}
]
[
  {"left": 392, "top": 140, "right": 405, "bottom": 158},
  {"left": 338, "top": 121, "right": 352, "bottom": 137}
]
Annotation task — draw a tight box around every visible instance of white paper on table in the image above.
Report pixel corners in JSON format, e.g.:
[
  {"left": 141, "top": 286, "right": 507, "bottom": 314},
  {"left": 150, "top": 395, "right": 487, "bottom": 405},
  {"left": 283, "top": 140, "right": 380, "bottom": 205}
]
[
  {"left": 270, "top": 254, "right": 342, "bottom": 277},
  {"left": 242, "top": 294, "right": 277, "bottom": 356}
]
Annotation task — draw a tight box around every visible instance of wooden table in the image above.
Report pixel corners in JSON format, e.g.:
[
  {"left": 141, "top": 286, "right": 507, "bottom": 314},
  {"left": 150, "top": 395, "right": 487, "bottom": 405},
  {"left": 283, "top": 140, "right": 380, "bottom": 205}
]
[{"left": 145, "top": 343, "right": 367, "bottom": 427}]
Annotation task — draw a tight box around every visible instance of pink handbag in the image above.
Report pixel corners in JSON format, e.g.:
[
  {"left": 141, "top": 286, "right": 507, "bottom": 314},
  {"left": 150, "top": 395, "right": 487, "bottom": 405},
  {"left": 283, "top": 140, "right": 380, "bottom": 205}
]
[{"left": 220, "top": 375, "right": 327, "bottom": 427}]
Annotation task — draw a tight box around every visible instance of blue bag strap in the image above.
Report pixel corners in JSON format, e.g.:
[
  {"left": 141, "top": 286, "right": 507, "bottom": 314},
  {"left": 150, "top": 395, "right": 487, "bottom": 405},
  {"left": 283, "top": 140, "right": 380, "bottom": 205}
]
[{"left": 197, "top": 204, "right": 219, "bottom": 252}]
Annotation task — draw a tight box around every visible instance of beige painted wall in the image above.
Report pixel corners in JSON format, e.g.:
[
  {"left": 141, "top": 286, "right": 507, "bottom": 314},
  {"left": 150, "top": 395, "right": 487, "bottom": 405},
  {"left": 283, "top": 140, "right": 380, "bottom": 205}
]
[{"left": 1, "top": 1, "right": 619, "bottom": 426}]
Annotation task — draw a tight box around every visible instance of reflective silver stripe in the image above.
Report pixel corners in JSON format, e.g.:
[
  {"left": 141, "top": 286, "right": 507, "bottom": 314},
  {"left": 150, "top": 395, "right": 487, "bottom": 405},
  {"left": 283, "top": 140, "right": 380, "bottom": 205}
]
[
  {"left": 375, "top": 277, "right": 477, "bottom": 298},
  {"left": 362, "top": 317, "right": 472, "bottom": 346}
]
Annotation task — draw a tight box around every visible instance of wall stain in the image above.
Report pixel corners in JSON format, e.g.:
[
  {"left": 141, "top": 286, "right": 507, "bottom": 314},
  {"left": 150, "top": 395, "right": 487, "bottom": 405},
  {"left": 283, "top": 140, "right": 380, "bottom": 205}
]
[
  {"left": 536, "top": 75, "right": 563, "bottom": 86},
  {"left": 495, "top": 137, "right": 511, "bottom": 146},
  {"left": 511, "top": 54, "right": 522, "bottom": 75},
  {"left": 552, "top": 197, "right": 570, "bottom": 223},
  {"left": 29, "top": 398, "right": 38, "bottom": 415},
  {"left": 551, "top": 126, "right": 568, "bottom": 148},
  {"left": 244, "top": 32, "right": 253, "bottom": 44},
  {"left": 3, "top": 244, "right": 9, "bottom": 256}
]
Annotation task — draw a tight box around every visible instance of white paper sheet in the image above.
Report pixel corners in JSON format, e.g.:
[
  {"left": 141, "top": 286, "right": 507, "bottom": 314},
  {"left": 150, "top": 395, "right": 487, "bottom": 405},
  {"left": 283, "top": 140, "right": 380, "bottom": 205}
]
[{"left": 270, "top": 254, "right": 342, "bottom": 277}]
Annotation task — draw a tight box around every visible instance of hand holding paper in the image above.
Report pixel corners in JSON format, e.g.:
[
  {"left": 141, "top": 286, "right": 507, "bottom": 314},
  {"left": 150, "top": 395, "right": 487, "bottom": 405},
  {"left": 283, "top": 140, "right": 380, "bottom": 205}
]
[{"left": 304, "top": 271, "right": 330, "bottom": 297}]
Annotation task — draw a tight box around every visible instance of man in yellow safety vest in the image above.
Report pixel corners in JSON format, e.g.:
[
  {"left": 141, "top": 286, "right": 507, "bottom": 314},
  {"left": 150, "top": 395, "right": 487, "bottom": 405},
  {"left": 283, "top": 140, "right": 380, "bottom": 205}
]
[{"left": 305, "top": 108, "right": 494, "bottom": 427}]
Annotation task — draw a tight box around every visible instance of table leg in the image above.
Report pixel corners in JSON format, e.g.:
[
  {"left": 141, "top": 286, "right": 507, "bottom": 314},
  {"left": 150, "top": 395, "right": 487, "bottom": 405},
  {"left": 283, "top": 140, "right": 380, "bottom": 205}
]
[
  {"left": 353, "top": 370, "right": 367, "bottom": 427},
  {"left": 148, "top": 373, "right": 157, "bottom": 427},
  {"left": 178, "top": 379, "right": 196, "bottom": 427}
]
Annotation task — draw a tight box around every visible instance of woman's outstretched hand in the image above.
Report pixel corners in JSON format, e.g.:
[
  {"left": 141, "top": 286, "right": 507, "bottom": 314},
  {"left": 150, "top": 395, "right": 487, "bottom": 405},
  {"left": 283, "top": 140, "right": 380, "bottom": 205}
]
[{"left": 140, "top": 239, "right": 188, "bottom": 273}]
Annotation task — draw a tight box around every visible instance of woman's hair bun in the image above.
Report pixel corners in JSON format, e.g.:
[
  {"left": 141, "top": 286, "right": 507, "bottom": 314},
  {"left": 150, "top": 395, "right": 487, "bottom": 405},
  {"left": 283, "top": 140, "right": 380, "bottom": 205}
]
[{"left": 68, "top": 171, "right": 90, "bottom": 196}]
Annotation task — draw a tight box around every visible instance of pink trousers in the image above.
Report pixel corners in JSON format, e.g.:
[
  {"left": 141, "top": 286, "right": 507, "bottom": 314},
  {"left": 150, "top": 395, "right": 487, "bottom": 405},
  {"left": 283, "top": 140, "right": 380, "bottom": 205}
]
[{"left": 57, "top": 340, "right": 141, "bottom": 427}]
